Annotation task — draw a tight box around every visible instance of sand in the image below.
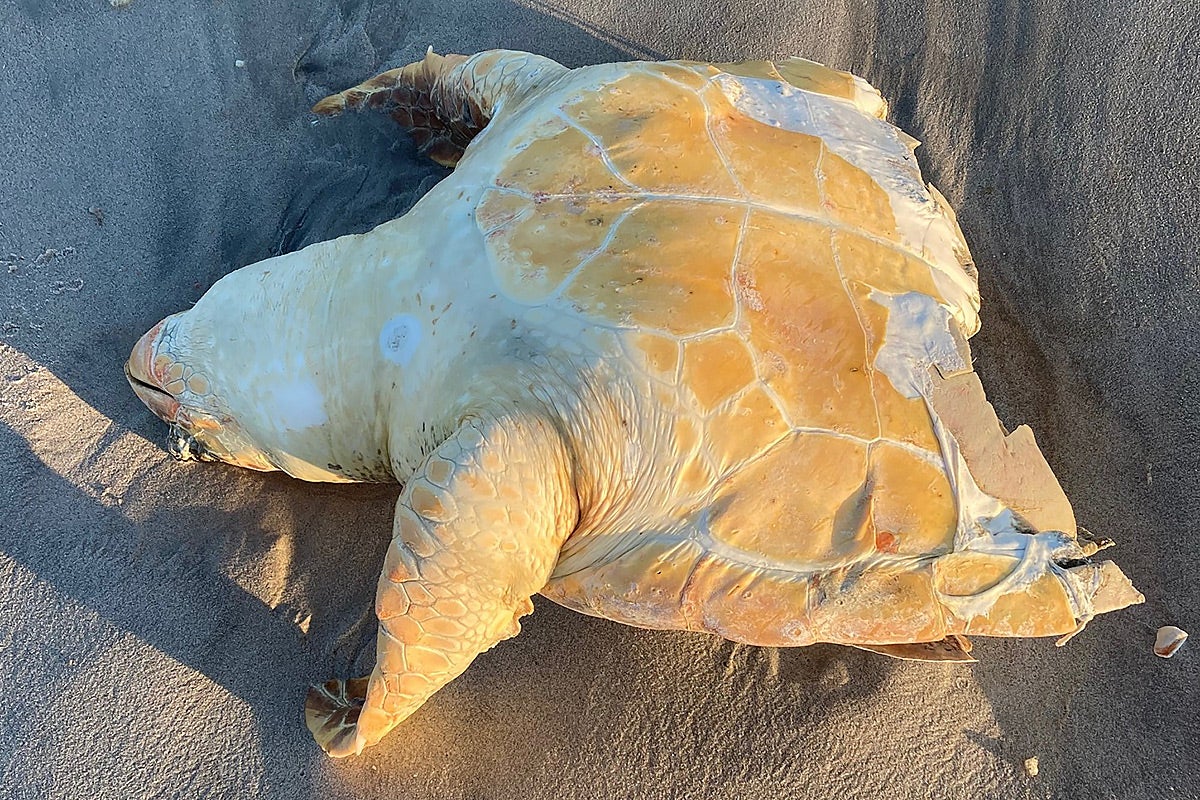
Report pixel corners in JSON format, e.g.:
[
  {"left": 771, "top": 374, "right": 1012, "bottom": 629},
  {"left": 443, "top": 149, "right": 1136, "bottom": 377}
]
[{"left": 0, "top": 1, "right": 1196, "bottom": 798}]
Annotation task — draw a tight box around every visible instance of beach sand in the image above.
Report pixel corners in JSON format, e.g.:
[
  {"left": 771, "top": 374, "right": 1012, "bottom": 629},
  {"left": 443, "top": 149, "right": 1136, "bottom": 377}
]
[{"left": 0, "top": 1, "right": 1196, "bottom": 797}]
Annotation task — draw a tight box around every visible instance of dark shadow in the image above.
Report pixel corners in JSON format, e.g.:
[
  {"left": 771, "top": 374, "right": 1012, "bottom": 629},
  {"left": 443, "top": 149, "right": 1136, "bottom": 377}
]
[{"left": 1, "top": 417, "right": 379, "bottom": 796}]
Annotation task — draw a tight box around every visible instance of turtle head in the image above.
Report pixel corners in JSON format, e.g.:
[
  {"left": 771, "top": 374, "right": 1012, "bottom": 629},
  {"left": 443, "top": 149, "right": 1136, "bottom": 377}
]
[
  {"left": 125, "top": 244, "right": 407, "bottom": 483},
  {"left": 126, "top": 312, "right": 278, "bottom": 472}
]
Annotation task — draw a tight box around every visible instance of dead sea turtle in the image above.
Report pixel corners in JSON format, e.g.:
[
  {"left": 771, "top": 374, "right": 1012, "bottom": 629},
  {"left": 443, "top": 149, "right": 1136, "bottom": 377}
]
[{"left": 125, "top": 49, "right": 1143, "bottom": 757}]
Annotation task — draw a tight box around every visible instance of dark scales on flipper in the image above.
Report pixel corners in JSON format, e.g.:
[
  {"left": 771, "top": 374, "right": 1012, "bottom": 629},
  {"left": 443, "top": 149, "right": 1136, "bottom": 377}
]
[
  {"left": 305, "top": 677, "right": 370, "bottom": 755},
  {"left": 312, "top": 50, "right": 479, "bottom": 166},
  {"left": 312, "top": 49, "right": 566, "bottom": 167},
  {"left": 167, "top": 422, "right": 216, "bottom": 462}
]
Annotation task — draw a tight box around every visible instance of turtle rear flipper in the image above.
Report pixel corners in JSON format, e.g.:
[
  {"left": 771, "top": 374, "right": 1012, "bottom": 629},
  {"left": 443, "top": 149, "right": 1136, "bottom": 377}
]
[
  {"left": 853, "top": 635, "right": 976, "bottom": 662},
  {"left": 313, "top": 49, "right": 567, "bottom": 167},
  {"left": 305, "top": 677, "right": 370, "bottom": 757}
]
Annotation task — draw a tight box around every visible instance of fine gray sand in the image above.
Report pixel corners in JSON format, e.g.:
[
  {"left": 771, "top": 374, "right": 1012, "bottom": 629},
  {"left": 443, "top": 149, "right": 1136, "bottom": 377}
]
[{"left": 1, "top": 1, "right": 1196, "bottom": 798}]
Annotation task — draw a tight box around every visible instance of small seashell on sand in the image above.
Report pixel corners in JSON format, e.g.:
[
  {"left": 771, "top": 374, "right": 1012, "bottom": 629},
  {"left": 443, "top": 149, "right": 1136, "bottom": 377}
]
[
  {"left": 1154, "top": 626, "right": 1187, "bottom": 658},
  {"left": 1023, "top": 757, "right": 1039, "bottom": 777}
]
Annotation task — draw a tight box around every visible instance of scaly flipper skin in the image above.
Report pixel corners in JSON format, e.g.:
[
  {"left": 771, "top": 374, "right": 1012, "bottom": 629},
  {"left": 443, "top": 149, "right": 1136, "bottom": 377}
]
[
  {"left": 312, "top": 49, "right": 567, "bottom": 166},
  {"left": 305, "top": 412, "right": 578, "bottom": 757}
]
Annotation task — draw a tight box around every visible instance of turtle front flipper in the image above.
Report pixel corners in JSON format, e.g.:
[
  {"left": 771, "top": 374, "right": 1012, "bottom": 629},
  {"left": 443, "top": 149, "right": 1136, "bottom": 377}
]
[
  {"left": 306, "top": 412, "right": 578, "bottom": 757},
  {"left": 313, "top": 49, "right": 568, "bottom": 167}
]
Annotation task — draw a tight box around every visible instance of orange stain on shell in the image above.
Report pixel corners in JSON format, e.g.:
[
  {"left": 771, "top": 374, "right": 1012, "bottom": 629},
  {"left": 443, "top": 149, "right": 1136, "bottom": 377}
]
[{"left": 869, "top": 443, "right": 957, "bottom": 556}]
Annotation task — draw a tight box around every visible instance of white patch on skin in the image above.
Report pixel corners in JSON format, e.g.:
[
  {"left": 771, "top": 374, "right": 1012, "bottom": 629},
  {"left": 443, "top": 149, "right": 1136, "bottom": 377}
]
[
  {"left": 379, "top": 314, "right": 423, "bottom": 366},
  {"left": 870, "top": 290, "right": 1019, "bottom": 551},
  {"left": 871, "top": 291, "right": 969, "bottom": 398},
  {"left": 715, "top": 74, "right": 980, "bottom": 333},
  {"left": 934, "top": 527, "right": 1088, "bottom": 622},
  {"left": 264, "top": 378, "right": 328, "bottom": 431}
]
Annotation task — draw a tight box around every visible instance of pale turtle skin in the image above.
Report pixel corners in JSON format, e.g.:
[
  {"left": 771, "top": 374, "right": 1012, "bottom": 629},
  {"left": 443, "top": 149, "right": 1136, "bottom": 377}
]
[{"left": 126, "top": 49, "right": 1144, "bottom": 757}]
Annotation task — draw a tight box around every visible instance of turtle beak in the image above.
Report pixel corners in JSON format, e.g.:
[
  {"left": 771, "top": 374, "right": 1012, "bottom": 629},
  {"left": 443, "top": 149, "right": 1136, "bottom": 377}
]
[{"left": 126, "top": 320, "right": 181, "bottom": 423}]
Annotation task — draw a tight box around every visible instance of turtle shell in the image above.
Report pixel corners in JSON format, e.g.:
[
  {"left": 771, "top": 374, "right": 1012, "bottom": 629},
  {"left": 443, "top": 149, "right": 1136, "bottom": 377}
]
[{"left": 464, "top": 58, "right": 1132, "bottom": 646}]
